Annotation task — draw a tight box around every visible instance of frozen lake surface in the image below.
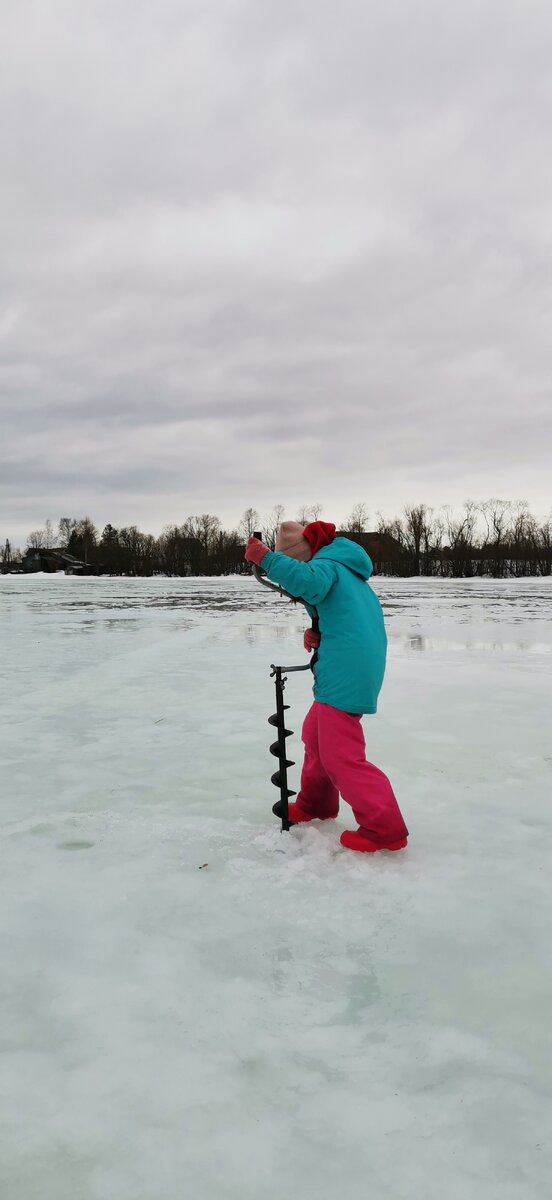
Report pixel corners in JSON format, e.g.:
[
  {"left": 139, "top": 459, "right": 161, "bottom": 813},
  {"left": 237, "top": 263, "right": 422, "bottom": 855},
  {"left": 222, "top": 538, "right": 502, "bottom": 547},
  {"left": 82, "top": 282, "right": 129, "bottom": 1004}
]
[{"left": 1, "top": 574, "right": 551, "bottom": 1199}]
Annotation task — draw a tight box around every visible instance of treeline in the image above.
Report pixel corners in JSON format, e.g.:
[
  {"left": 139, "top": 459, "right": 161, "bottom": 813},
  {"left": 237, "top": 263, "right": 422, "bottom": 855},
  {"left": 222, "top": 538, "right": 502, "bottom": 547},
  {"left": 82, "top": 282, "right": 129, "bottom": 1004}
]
[
  {"left": 376, "top": 500, "right": 552, "bottom": 577},
  {"left": 2, "top": 500, "right": 552, "bottom": 577}
]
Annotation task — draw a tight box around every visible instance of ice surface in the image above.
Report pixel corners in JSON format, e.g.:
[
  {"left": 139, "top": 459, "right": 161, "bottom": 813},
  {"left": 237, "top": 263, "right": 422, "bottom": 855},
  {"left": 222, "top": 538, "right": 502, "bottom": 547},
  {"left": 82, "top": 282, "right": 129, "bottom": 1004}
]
[{"left": 1, "top": 575, "right": 551, "bottom": 1199}]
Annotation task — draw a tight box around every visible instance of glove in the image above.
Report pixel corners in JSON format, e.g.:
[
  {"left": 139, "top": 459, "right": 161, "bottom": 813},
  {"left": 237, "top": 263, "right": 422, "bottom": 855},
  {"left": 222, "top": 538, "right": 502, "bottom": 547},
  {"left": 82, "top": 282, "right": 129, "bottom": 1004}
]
[
  {"left": 304, "top": 627, "right": 321, "bottom": 653},
  {"left": 245, "top": 536, "right": 270, "bottom": 566}
]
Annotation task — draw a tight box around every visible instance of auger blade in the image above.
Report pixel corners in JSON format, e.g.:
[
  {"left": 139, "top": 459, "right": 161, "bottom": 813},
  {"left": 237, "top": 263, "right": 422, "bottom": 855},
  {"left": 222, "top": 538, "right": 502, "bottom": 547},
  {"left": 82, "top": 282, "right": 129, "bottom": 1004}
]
[
  {"left": 268, "top": 708, "right": 290, "bottom": 727},
  {"left": 268, "top": 714, "right": 292, "bottom": 730},
  {"left": 269, "top": 739, "right": 292, "bottom": 756},
  {"left": 272, "top": 790, "right": 296, "bottom": 810},
  {"left": 272, "top": 800, "right": 293, "bottom": 822},
  {"left": 271, "top": 767, "right": 295, "bottom": 787}
]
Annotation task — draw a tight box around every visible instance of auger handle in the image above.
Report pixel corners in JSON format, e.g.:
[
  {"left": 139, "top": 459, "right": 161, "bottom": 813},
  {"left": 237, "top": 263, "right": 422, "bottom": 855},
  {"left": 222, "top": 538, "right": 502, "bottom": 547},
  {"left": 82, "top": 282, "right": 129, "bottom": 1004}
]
[{"left": 251, "top": 531, "right": 284, "bottom": 596}]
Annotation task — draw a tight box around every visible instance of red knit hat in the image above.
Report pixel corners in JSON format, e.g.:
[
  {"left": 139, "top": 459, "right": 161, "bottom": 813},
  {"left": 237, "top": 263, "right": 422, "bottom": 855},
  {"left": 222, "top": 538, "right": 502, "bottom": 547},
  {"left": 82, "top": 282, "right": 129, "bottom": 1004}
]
[{"left": 302, "top": 521, "right": 336, "bottom": 556}]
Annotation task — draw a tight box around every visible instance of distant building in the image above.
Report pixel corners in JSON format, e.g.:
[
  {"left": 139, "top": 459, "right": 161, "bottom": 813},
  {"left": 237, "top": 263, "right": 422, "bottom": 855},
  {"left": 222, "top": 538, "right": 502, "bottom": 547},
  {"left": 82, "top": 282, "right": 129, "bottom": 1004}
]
[
  {"left": 338, "top": 530, "right": 405, "bottom": 574},
  {"left": 22, "top": 548, "right": 100, "bottom": 575}
]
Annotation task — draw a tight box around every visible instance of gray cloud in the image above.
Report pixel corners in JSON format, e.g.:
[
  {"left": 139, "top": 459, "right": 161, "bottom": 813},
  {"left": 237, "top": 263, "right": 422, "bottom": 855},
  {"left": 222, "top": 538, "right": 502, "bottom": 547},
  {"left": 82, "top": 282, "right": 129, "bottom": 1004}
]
[{"left": 1, "top": 0, "right": 552, "bottom": 545}]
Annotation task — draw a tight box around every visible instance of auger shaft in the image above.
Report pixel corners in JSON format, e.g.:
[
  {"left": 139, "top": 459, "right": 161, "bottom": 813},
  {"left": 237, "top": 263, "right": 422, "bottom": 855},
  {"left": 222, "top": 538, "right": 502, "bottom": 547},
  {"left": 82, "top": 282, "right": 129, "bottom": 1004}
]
[
  {"left": 250, "top": 531, "right": 320, "bottom": 832},
  {"left": 268, "top": 666, "right": 296, "bottom": 832}
]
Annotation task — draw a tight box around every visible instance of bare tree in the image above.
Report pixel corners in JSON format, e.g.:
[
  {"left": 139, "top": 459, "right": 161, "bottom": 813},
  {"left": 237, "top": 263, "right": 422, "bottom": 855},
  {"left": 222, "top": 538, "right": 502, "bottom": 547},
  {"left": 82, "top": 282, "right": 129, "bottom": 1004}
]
[
  {"left": 534, "top": 516, "right": 552, "bottom": 575},
  {"left": 509, "top": 500, "right": 535, "bottom": 576},
  {"left": 377, "top": 512, "right": 406, "bottom": 545},
  {"left": 183, "top": 514, "right": 221, "bottom": 553},
  {"left": 376, "top": 511, "right": 391, "bottom": 535},
  {"left": 479, "top": 499, "right": 511, "bottom": 544},
  {"left": 159, "top": 525, "right": 198, "bottom": 575},
  {"left": 178, "top": 515, "right": 222, "bottom": 573},
  {"left": 402, "top": 504, "right": 434, "bottom": 574},
  {"left": 198, "top": 513, "right": 221, "bottom": 551},
  {"left": 424, "top": 511, "right": 444, "bottom": 575},
  {"left": 58, "top": 517, "right": 75, "bottom": 547},
  {"left": 99, "top": 524, "right": 120, "bottom": 573},
  {"left": 263, "top": 504, "right": 286, "bottom": 550},
  {"left": 296, "top": 503, "right": 323, "bottom": 524},
  {"left": 141, "top": 533, "right": 157, "bottom": 574},
  {"left": 442, "top": 502, "right": 477, "bottom": 577},
  {"left": 26, "top": 521, "right": 56, "bottom": 551},
  {"left": 210, "top": 527, "right": 243, "bottom": 575},
  {"left": 238, "top": 508, "right": 261, "bottom": 540},
  {"left": 26, "top": 529, "right": 47, "bottom": 550},
  {"left": 118, "top": 526, "right": 141, "bottom": 573},
  {"left": 44, "top": 519, "right": 56, "bottom": 548},
  {"left": 478, "top": 499, "right": 512, "bottom": 576},
  {"left": 345, "top": 502, "right": 369, "bottom": 533},
  {"left": 67, "top": 518, "right": 98, "bottom": 564}
]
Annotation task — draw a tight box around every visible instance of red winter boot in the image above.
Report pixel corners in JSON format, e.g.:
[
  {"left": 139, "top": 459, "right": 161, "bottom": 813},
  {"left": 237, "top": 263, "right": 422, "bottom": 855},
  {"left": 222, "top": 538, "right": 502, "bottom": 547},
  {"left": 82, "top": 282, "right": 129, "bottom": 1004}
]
[
  {"left": 340, "top": 828, "right": 408, "bottom": 853},
  {"left": 272, "top": 800, "right": 337, "bottom": 825}
]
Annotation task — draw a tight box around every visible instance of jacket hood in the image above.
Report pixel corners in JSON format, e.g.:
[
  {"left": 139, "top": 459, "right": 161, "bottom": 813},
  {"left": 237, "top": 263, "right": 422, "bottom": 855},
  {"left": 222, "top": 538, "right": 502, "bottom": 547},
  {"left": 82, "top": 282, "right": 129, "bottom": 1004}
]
[{"left": 316, "top": 536, "right": 373, "bottom": 580}]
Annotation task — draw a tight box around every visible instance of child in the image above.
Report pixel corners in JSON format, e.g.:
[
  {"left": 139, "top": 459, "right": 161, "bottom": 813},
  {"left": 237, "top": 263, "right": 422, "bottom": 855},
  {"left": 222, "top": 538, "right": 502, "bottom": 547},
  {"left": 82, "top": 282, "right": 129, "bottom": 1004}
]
[{"left": 245, "top": 520, "right": 408, "bottom": 853}]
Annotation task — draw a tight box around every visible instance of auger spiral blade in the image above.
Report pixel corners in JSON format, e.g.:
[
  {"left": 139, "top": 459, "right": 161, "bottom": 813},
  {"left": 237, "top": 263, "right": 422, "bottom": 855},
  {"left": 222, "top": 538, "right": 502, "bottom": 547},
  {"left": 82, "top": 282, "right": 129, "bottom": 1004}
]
[
  {"left": 268, "top": 707, "right": 290, "bottom": 727},
  {"left": 270, "top": 739, "right": 293, "bottom": 757},
  {"left": 268, "top": 719, "right": 292, "bottom": 736},
  {"left": 272, "top": 786, "right": 296, "bottom": 800},
  {"left": 272, "top": 796, "right": 297, "bottom": 822},
  {"left": 270, "top": 765, "right": 295, "bottom": 788}
]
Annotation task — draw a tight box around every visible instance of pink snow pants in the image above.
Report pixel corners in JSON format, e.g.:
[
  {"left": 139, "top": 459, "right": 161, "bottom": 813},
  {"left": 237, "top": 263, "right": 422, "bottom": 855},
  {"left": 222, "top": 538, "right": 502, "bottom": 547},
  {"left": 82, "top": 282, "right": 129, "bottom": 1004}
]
[{"left": 296, "top": 701, "right": 408, "bottom": 845}]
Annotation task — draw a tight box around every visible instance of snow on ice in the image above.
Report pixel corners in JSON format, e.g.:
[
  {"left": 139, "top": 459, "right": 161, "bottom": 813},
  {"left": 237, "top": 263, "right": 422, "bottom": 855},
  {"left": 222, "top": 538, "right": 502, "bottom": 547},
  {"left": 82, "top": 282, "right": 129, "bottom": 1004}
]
[{"left": 1, "top": 575, "right": 551, "bottom": 1199}]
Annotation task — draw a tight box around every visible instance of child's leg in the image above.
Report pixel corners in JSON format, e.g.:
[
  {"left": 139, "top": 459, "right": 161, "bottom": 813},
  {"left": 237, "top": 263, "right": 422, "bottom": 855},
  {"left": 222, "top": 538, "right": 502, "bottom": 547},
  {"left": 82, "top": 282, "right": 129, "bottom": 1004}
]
[
  {"left": 317, "top": 704, "right": 408, "bottom": 844},
  {"left": 295, "top": 702, "right": 340, "bottom": 819}
]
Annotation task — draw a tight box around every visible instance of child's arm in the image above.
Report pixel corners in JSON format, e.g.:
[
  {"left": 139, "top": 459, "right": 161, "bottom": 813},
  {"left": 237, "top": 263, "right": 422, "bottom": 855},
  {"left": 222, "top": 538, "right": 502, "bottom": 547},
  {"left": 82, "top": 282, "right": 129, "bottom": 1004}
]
[{"left": 260, "top": 550, "right": 338, "bottom": 606}]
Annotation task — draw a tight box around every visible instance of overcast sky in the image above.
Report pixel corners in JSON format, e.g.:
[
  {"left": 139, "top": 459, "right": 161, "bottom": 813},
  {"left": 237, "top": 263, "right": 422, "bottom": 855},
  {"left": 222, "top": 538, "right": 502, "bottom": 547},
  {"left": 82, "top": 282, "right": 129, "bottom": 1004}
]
[{"left": 2, "top": 0, "right": 551, "bottom": 545}]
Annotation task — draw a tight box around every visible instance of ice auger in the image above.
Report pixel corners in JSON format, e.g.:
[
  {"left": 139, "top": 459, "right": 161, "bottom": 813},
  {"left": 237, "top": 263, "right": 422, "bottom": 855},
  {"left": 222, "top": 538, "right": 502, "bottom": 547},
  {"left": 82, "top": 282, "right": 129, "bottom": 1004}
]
[{"left": 251, "top": 534, "right": 319, "bottom": 833}]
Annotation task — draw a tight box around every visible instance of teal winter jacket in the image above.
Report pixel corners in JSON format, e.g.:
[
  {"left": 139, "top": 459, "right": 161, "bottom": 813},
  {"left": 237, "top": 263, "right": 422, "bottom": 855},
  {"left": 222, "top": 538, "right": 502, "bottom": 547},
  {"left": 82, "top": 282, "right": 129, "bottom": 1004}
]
[{"left": 260, "top": 538, "right": 387, "bottom": 715}]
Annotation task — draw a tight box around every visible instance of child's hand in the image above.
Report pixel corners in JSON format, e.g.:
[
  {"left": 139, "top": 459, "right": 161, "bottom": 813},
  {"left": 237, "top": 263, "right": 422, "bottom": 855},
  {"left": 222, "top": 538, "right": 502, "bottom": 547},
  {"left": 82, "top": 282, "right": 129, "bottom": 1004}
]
[
  {"left": 304, "top": 628, "right": 321, "bottom": 653},
  {"left": 245, "top": 536, "right": 270, "bottom": 566}
]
